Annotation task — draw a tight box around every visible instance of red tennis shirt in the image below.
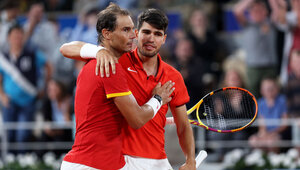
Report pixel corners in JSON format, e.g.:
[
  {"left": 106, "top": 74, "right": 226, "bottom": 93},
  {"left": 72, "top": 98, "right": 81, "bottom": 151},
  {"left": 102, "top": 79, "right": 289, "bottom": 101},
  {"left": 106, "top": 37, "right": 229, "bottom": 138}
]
[
  {"left": 63, "top": 60, "right": 131, "bottom": 170},
  {"left": 119, "top": 48, "right": 190, "bottom": 159}
]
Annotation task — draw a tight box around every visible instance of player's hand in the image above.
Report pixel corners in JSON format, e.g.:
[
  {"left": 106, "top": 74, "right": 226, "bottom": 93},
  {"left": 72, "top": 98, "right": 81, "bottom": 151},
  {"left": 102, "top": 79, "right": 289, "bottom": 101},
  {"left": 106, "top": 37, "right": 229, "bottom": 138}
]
[
  {"left": 152, "top": 81, "right": 175, "bottom": 105},
  {"left": 95, "top": 49, "right": 118, "bottom": 77},
  {"left": 179, "top": 160, "right": 196, "bottom": 170}
]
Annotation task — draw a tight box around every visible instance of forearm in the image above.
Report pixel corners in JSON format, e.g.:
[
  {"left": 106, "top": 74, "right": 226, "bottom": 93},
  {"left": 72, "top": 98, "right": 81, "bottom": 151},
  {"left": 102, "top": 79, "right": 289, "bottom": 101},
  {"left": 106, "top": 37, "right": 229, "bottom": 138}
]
[
  {"left": 275, "top": 114, "right": 288, "bottom": 133},
  {"left": 171, "top": 105, "right": 196, "bottom": 164},
  {"left": 129, "top": 104, "right": 154, "bottom": 128},
  {"left": 114, "top": 94, "right": 157, "bottom": 129},
  {"left": 177, "top": 124, "right": 196, "bottom": 163},
  {"left": 234, "top": 0, "right": 253, "bottom": 14},
  {"left": 233, "top": 0, "right": 253, "bottom": 24},
  {"left": 60, "top": 41, "right": 89, "bottom": 62}
]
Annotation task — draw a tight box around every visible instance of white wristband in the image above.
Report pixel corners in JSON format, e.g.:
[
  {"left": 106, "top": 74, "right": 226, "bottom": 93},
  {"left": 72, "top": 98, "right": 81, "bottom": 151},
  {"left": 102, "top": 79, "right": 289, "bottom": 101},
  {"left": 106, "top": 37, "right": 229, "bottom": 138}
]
[
  {"left": 80, "top": 43, "right": 105, "bottom": 59},
  {"left": 145, "top": 96, "right": 162, "bottom": 118}
]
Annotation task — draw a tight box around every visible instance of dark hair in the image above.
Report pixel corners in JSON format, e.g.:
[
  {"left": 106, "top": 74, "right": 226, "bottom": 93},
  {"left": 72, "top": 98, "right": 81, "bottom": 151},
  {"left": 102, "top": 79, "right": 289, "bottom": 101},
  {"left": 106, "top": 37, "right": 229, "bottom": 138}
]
[
  {"left": 251, "top": 0, "right": 270, "bottom": 14},
  {"left": 86, "top": 7, "right": 99, "bottom": 17},
  {"left": 261, "top": 75, "right": 279, "bottom": 87},
  {"left": 137, "top": 8, "right": 168, "bottom": 34},
  {"left": 7, "top": 24, "right": 23, "bottom": 35},
  {"left": 96, "top": 3, "right": 130, "bottom": 44}
]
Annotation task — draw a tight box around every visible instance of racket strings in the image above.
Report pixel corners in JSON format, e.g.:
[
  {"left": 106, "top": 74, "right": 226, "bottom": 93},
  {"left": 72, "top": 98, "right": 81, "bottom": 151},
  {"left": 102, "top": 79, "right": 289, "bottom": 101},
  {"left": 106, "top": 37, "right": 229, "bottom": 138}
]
[{"left": 197, "top": 89, "right": 256, "bottom": 130}]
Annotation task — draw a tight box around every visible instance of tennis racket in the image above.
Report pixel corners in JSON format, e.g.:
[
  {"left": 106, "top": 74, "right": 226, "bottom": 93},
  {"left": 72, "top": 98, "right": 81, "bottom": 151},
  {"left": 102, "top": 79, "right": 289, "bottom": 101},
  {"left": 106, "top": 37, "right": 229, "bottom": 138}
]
[
  {"left": 166, "top": 87, "right": 258, "bottom": 133},
  {"left": 195, "top": 150, "right": 207, "bottom": 168}
]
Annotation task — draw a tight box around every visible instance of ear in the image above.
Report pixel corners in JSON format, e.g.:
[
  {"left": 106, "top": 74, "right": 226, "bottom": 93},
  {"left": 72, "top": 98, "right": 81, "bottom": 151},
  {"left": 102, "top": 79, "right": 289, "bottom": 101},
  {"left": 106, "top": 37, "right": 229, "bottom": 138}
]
[
  {"left": 135, "top": 29, "right": 138, "bottom": 38},
  {"left": 102, "top": 28, "right": 111, "bottom": 40},
  {"left": 162, "top": 34, "right": 167, "bottom": 45}
]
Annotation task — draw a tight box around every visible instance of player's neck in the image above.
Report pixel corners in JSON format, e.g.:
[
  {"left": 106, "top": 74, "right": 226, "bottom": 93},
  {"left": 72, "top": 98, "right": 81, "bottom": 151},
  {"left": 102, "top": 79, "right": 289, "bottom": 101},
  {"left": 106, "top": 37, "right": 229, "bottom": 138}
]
[
  {"left": 138, "top": 51, "right": 158, "bottom": 76},
  {"left": 102, "top": 43, "right": 122, "bottom": 59}
]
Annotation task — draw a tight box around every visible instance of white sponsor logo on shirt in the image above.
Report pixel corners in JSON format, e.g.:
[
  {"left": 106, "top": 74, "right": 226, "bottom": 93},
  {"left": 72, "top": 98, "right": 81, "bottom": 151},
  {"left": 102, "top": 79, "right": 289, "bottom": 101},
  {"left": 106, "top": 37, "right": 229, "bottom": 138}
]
[{"left": 127, "top": 67, "right": 137, "bottom": 73}]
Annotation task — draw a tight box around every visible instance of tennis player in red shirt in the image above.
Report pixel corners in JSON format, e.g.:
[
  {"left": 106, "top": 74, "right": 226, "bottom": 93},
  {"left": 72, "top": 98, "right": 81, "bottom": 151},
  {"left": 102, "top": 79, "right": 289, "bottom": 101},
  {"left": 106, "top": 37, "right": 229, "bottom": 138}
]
[
  {"left": 61, "top": 8, "right": 196, "bottom": 170},
  {"left": 60, "top": 4, "right": 175, "bottom": 170}
]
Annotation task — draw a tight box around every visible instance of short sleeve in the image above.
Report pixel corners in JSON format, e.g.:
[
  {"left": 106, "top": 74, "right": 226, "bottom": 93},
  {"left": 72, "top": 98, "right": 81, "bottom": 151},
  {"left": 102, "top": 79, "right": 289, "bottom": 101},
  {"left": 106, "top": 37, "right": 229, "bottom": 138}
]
[
  {"left": 103, "top": 63, "right": 131, "bottom": 99},
  {"left": 169, "top": 72, "right": 190, "bottom": 107}
]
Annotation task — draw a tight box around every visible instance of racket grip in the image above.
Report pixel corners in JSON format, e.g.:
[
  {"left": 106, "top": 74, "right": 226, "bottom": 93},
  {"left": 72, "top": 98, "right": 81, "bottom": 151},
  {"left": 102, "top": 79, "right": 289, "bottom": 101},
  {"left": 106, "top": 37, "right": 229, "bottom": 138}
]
[
  {"left": 196, "top": 150, "right": 207, "bottom": 168},
  {"left": 166, "top": 117, "right": 175, "bottom": 124}
]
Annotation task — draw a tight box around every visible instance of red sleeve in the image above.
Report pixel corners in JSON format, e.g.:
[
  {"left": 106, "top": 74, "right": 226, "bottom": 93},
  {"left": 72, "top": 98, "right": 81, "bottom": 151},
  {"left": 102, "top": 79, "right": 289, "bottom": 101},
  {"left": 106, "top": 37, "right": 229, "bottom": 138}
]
[
  {"left": 169, "top": 71, "right": 190, "bottom": 107},
  {"left": 103, "top": 63, "right": 131, "bottom": 98}
]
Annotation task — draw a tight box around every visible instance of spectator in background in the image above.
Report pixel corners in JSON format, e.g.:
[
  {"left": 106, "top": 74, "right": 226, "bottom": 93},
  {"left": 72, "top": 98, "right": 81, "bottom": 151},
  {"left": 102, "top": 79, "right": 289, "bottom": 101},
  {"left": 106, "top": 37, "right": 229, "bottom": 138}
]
[
  {"left": 0, "top": 25, "right": 50, "bottom": 154},
  {"left": 24, "top": 1, "right": 59, "bottom": 70},
  {"left": 286, "top": 49, "right": 300, "bottom": 116},
  {"left": 0, "top": 0, "right": 20, "bottom": 49},
  {"left": 233, "top": 0, "right": 278, "bottom": 98},
  {"left": 73, "top": 0, "right": 139, "bottom": 14},
  {"left": 42, "top": 0, "right": 73, "bottom": 11},
  {"left": 39, "top": 77, "right": 73, "bottom": 158},
  {"left": 269, "top": 0, "right": 300, "bottom": 85},
  {"left": 172, "top": 38, "right": 210, "bottom": 108},
  {"left": 185, "top": 8, "right": 225, "bottom": 80},
  {"left": 286, "top": 49, "right": 300, "bottom": 152},
  {"left": 207, "top": 68, "right": 248, "bottom": 162},
  {"left": 249, "top": 76, "right": 288, "bottom": 153},
  {"left": 69, "top": 7, "right": 98, "bottom": 45},
  {"left": 43, "top": 16, "right": 76, "bottom": 88}
]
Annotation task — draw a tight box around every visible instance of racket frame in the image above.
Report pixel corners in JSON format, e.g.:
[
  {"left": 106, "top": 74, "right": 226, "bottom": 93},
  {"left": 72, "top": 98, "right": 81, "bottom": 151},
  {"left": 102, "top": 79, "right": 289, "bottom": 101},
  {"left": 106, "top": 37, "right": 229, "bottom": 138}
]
[{"left": 186, "top": 87, "right": 258, "bottom": 133}]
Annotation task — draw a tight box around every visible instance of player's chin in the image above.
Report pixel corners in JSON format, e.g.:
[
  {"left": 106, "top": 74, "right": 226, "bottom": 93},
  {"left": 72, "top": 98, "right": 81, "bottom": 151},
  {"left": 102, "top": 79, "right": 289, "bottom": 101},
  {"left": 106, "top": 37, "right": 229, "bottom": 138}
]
[{"left": 124, "top": 46, "right": 132, "bottom": 52}]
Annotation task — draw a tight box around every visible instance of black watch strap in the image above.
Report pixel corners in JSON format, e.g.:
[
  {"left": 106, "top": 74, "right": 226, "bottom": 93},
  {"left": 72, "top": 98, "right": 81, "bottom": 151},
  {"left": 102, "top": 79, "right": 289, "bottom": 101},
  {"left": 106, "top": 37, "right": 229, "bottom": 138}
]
[{"left": 153, "top": 94, "right": 162, "bottom": 105}]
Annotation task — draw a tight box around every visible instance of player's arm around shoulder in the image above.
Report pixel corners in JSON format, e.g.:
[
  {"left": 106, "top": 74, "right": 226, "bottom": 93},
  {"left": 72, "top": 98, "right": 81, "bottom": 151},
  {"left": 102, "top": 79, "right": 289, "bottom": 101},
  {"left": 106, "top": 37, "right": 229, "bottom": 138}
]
[
  {"left": 170, "top": 105, "right": 196, "bottom": 170},
  {"left": 60, "top": 41, "right": 87, "bottom": 61},
  {"left": 59, "top": 41, "right": 114, "bottom": 74}
]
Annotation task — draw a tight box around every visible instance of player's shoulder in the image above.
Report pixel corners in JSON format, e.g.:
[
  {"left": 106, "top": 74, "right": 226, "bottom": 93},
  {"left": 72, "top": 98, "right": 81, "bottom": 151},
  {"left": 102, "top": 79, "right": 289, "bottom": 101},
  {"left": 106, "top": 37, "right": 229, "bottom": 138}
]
[{"left": 161, "top": 60, "right": 182, "bottom": 77}]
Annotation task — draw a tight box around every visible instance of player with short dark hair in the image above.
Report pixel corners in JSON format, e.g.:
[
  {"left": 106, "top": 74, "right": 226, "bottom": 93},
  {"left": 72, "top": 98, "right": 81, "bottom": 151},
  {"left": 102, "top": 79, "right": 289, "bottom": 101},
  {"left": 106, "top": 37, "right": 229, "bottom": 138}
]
[
  {"left": 61, "top": 7, "right": 196, "bottom": 170},
  {"left": 60, "top": 4, "right": 174, "bottom": 170}
]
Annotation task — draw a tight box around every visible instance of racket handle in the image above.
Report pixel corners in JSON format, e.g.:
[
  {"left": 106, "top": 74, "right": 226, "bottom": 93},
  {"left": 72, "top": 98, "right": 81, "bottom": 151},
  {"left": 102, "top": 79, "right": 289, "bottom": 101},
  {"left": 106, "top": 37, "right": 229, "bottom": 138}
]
[
  {"left": 166, "top": 117, "right": 175, "bottom": 124},
  {"left": 196, "top": 150, "right": 207, "bottom": 168}
]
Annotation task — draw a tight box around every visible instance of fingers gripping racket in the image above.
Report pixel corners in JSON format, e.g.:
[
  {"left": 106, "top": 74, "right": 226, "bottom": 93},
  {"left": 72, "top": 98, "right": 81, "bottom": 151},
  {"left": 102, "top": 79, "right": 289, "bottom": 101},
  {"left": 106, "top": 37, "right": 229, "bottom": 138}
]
[{"left": 167, "top": 87, "right": 258, "bottom": 133}]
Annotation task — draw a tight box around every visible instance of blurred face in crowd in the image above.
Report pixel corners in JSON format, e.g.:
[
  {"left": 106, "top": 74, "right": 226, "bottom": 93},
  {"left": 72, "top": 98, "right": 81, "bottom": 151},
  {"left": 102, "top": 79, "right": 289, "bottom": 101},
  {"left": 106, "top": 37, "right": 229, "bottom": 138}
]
[
  {"left": 224, "top": 70, "right": 243, "bottom": 87},
  {"left": 108, "top": 15, "right": 135, "bottom": 54},
  {"left": 8, "top": 28, "right": 24, "bottom": 49},
  {"left": 86, "top": 13, "right": 97, "bottom": 27},
  {"left": 136, "top": 22, "right": 166, "bottom": 58},
  {"left": 189, "top": 10, "right": 206, "bottom": 29},
  {"left": 260, "top": 79, "right": 279, "bottom": 100},
  {"left": 175, "top": 39, "right": 194, "bottom": 63},
  {"left": 6, "top": 7, "right": 19, "bottom": 20},
  {"left": 290, "top": 50, "right": 300, "bottom": 78},
  {"left": 47, "top": 79, "right": 64, "bottom": 101},
  {"left": 28, "top": 3, "right": 44, "bottom": 23},
  {"left": 249, "top": 2, "right": 268, "bottom": 23}
]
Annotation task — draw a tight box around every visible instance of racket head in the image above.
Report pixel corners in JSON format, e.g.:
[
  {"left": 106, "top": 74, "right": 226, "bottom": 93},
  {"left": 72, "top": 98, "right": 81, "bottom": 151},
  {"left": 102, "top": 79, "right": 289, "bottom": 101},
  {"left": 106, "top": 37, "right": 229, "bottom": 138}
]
[{"left": 188, "top": 87, "right": 258, "bottom": 133}]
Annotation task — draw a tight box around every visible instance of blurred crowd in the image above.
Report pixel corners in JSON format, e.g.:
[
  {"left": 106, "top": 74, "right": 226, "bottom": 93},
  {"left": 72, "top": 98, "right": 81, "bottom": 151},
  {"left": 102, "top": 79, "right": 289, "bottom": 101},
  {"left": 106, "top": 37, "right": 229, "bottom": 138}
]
[{"left": 0, "top": 0, "right": 300, "bottom": 162}]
